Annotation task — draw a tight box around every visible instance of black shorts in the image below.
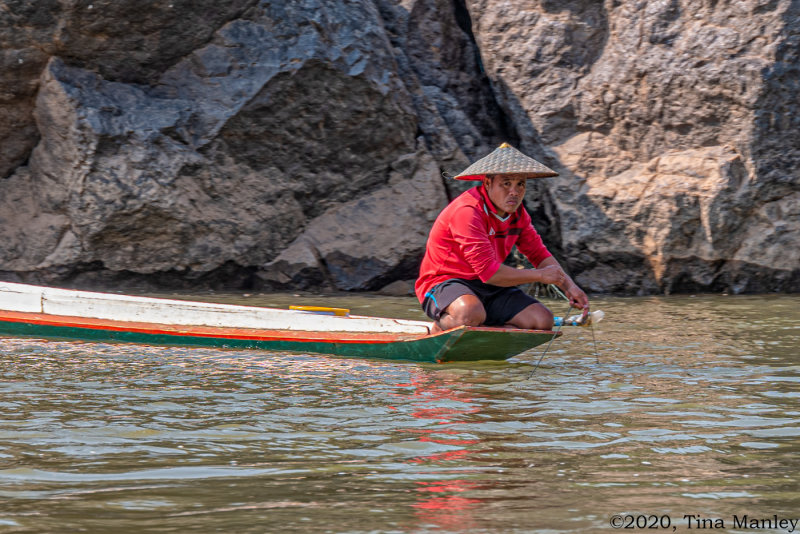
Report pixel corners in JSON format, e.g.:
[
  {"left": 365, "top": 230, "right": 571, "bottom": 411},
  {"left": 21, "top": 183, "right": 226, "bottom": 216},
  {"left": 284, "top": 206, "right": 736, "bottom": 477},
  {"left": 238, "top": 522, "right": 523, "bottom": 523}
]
[{"left": 421, "top": 278, "right": 540, "bottom": 327}]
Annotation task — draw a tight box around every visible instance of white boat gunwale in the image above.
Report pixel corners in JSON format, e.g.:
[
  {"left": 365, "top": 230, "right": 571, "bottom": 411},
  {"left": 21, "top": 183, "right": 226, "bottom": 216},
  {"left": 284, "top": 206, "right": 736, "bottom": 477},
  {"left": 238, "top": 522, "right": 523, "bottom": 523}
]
[{"left": 0, "top": 282, "right": 431, "bottom": 335}]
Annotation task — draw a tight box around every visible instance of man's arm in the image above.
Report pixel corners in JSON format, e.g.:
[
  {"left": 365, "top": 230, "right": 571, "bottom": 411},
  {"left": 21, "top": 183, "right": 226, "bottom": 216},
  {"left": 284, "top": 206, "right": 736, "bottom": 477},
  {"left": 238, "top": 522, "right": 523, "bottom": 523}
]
[
  {"left": 537, "top": 256, "right": 589, "bottom": 312},
  {"left": 485, "top": 257, "right": 590, "bottom": 312},
  {"left": 485, "top": 262, "right": 565, "bottom": 287},
  {"left": 513, "top": 219, "right": 590, "bottom": 312}
]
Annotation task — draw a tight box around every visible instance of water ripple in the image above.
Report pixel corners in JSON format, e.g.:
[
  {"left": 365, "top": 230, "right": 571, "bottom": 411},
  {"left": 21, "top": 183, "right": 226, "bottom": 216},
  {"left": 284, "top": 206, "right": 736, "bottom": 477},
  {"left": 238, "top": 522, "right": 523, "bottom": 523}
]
[{"left": 0, "top": 294, "right": 798, "bottom": 532}]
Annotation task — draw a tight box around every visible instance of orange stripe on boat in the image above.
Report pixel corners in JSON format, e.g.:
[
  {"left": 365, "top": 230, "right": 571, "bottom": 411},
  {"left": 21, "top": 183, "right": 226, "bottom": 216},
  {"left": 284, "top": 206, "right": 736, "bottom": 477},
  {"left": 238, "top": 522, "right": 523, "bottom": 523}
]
[{"left": 0, "top": 310, "right": 424, "bottom": 344}]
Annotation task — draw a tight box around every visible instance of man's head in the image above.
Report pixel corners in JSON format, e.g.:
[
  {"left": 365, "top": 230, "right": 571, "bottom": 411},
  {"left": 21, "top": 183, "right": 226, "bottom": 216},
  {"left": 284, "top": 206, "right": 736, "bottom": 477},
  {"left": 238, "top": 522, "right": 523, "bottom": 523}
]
[{"left": 483, "top": 174, "right": 526, "bottom": 217}]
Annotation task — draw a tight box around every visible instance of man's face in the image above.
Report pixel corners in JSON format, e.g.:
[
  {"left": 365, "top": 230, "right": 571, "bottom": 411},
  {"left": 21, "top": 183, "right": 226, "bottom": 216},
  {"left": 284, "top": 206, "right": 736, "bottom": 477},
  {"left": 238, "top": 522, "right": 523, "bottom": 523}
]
[{"left": 484, "top": 175, "right": 526, "bottom": 216}]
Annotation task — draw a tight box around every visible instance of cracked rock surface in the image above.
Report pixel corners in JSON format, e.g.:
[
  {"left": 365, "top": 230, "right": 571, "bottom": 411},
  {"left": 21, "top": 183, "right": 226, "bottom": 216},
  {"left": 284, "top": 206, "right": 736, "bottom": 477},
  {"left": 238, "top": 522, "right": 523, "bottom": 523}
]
[{"left": 0, "top": 0, "right": 797, "bottom": 294}]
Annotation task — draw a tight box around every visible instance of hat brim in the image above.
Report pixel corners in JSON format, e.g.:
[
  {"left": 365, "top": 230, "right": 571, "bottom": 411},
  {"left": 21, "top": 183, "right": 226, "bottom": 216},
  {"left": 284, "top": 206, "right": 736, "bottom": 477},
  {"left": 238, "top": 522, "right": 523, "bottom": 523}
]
[
  {"left": 454, "top": 170, "right": 559, "bottom": 181},
  {"left": 453, "top": 143, "right": 559, "bottom": 180}
]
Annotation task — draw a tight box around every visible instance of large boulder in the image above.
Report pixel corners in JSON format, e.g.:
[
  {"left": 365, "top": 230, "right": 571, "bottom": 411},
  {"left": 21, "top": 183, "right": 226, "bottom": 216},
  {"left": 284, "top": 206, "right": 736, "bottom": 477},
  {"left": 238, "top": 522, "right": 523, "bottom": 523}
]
[
  {"left": 258, "top": 146, "right": 446, "bottom": 291},
  {"left": 0, "top": 0, "right": 255, "bottom": 179},
  {"left": 0, "top": 0, "right": 440, "bottom": 289},
  {"left": 466, "top": 0, "right": 799, "bottom": 293}
]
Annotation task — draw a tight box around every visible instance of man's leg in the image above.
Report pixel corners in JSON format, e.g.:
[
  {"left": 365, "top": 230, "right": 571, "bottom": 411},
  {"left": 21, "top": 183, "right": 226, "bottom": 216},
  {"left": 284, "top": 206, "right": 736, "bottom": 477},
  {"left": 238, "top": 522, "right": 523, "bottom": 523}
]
[
  {"left": 508, "top": 302, "right": 553, "bottom": 330},
  {"left": 431, "top": 294, "right": 487, "bottom": 333},
  {"left": 506, "top": 302, "right": 554, "bottom": 330},
  {"left": 482, "top": 285, "right": 553, "bottom": 330}
]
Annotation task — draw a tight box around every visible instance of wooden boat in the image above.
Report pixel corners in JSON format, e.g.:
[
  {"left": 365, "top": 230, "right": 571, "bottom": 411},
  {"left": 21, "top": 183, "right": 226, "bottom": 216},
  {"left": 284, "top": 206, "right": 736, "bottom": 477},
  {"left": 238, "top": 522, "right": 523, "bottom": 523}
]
[{"left": 0, "top": 282, "right": 566, "bottom": 363}]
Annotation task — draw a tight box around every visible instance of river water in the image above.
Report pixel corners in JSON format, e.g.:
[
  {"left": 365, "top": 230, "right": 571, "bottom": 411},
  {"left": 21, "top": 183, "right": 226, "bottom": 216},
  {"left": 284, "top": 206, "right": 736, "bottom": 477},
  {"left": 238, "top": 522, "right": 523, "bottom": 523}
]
[{"left": 0, "top": 293, "right": 798, "bottom": 533}]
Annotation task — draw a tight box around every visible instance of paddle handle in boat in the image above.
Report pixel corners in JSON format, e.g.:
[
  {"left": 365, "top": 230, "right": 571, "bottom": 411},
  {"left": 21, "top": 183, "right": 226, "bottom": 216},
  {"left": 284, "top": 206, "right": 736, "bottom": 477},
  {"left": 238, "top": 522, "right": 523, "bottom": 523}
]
[
  {"left": 554, "top": 310, "right": 604, "bottom": 327},
  {"left": 289, "top": 305, "right": 350, "bottom": 316}
]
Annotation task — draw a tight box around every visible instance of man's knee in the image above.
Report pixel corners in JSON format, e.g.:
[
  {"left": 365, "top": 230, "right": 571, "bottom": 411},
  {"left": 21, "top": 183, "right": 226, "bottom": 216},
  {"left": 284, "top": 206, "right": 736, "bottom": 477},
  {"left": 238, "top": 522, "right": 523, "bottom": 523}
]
[
  {"left": 443, "top": 294, "right": 486, "bottom": 327},
  {"left": 508, "top": 303, "right": 554, "bottom": 330}
]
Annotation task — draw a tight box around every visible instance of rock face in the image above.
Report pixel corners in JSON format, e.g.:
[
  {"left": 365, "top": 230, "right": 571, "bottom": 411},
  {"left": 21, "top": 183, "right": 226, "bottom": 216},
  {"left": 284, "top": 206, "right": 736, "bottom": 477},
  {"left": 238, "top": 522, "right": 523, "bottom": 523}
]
[
  {"left": 260, "top": 146, "right": 447, "bottom": 291},
  {"left": 467, "top": 0, "right": 800, "bottom": 294},
  {"left": 0, "top": 0, "right": 797, "bottom": 294}
]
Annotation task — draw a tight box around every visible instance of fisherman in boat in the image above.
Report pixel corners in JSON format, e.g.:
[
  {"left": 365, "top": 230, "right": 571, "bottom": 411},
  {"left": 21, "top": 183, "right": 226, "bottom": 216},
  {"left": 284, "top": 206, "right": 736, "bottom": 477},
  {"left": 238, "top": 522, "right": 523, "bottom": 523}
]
[{"left": 415, "top": 143, "right": 589, "bottom": 334}]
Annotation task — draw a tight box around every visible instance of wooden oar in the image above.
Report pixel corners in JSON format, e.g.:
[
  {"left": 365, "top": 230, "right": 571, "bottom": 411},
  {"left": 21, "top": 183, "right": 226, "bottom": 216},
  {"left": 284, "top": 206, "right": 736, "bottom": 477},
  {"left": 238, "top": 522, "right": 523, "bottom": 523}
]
[{"left": 289, "top": 305, "right": 350, "bottom": 316}]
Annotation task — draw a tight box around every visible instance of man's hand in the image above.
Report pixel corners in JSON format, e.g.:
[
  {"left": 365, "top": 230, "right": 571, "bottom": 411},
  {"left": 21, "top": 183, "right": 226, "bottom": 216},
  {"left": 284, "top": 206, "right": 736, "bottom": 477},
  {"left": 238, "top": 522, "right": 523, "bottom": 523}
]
[
  {"left": 534, "top": 257, "right": 589, "bottom": 316},
  {"left": 535, "top": 264, "right": 567, "bottom": 285},
  {"left": 565, "top": 282, "right": 590, "bottom": 317}
]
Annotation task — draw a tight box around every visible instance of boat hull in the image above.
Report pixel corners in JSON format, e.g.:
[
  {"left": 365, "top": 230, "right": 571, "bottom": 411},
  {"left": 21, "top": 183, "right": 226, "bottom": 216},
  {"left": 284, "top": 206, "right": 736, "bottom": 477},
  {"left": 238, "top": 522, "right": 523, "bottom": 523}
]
[
  {"left": 0, "top": 310, "right": 557, "bottom": 363},
  {"left": 0, "top": 282, "right": 559, "bottom": 362}
]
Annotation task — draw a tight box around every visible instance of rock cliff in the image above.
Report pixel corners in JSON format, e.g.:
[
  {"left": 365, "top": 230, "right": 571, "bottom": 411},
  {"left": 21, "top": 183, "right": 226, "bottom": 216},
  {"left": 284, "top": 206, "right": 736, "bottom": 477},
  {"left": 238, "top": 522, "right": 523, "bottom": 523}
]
[{"left": 0, "top": 0, "right": 797, "bottom": 294}]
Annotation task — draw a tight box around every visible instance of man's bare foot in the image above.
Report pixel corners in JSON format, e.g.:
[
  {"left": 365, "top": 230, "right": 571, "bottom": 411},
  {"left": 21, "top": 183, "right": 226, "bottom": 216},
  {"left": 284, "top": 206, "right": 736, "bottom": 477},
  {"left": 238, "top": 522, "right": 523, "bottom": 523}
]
[{"left": 429, "top": 321, "right": 443, "bottom": 334}]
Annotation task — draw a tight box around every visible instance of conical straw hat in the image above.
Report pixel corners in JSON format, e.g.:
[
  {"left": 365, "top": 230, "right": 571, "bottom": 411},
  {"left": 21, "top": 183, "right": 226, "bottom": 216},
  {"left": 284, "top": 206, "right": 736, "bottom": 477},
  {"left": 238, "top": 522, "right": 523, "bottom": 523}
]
[{"left": 454, "top": 143, "right": 558, "bottom": 180}]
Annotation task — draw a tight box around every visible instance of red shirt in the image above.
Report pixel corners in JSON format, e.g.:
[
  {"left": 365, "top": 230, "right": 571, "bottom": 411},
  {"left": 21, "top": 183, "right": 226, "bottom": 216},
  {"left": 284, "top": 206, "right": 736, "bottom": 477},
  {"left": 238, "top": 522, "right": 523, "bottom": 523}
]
[{"left": 415, "top": 185, "right": 552, "bottom": 303}]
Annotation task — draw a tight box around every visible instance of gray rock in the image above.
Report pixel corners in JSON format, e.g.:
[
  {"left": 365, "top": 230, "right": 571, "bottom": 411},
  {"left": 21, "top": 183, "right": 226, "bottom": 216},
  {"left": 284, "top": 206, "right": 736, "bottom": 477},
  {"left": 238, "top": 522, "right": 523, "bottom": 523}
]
[
  {"left": 258, "top": 146, "right": 447, "bottom": 291},
  {"left": 376, "top": 279, "right": 416, "bottom": 296},
  {"left": 467, "top": 0, "right": 799, "bottom": 293},
  {"left": 0, "top": 0, "right": 255, "bottom": 178},
  {"left": 1, "top": 0, "right": 426, "bottom": 290},
  {"left": 0, "top": 0, "right": 797, "bottom": 294}
]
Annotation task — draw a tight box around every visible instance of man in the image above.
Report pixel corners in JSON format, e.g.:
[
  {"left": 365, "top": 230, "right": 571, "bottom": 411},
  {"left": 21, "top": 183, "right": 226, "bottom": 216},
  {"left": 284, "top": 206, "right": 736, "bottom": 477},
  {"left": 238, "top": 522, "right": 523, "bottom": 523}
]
[{"left": 415, "top": 143, "right": 589, "bottom": 333}]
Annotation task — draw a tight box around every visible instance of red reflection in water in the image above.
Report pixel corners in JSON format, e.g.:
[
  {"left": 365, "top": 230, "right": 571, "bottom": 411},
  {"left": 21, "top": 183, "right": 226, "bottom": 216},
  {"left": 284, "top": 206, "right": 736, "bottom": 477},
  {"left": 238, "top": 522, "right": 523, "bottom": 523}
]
[
  {"left": 412, "top": 407, "right": 480, "bottom": 421},
  {"left": 409, "top": 448, "right": 471, "bottom": 464},
  {"left": 395, "top": 374, "right": 488, "bottom": 531},
  {"left": 412, "top": 480, "right": 484, "bottom": 530}
]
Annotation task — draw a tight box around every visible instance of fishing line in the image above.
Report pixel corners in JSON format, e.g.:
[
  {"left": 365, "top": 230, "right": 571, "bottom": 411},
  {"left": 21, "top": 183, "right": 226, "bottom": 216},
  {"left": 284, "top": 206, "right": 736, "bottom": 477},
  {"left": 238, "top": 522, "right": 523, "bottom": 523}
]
[
  {"left": 526, "top": 281, "right": 603, "bottom": 376},
  {"left": 527, "top": 303, "right": 572, "bottom": 378},
  {"left": 590, "top": 321, "right": 600, "bottom": 364},
  {"left": 549, "top": 283, "right": 601, "bottom": 364}
]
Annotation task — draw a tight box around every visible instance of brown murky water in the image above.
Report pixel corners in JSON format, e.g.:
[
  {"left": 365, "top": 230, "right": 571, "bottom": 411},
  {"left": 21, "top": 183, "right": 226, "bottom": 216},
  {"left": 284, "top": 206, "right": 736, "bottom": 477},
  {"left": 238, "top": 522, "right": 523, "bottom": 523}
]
[{"left": 1, "top": 293, "right": 798, "bottom": 533}]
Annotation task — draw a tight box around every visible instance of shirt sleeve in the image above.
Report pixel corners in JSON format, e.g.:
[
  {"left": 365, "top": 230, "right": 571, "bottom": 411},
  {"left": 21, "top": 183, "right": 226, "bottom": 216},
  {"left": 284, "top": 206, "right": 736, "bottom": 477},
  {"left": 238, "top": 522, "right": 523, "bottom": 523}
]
[
  {"left": 516, "top": 216, "right": 553, "bottom": 268},
  {"left": 449, "top": 205, "right": 503, "bottom": 281}
]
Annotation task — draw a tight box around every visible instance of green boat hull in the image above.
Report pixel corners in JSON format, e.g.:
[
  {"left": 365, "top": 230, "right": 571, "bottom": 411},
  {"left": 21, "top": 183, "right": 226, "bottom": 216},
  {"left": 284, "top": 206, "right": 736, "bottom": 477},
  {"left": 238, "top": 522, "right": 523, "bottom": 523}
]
[{"left": 0, "top": 319, "right": 556, "bottom": 363}]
